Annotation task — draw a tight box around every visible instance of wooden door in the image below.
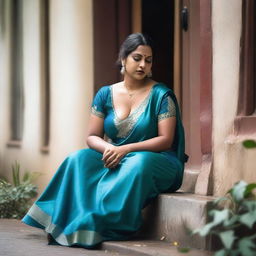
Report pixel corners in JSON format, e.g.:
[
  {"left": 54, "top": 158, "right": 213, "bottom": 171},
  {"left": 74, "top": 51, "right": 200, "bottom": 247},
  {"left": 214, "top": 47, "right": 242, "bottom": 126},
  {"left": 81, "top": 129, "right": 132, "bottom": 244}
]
[{"left": 93, "top": 0, "right": 132, "bottom": 92}]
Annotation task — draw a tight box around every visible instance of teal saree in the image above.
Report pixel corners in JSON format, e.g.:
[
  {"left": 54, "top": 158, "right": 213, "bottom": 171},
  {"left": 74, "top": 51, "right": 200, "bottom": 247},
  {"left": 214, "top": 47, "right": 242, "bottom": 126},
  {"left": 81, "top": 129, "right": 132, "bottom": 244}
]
[{"left": 22, "top": 83, "right": 186, "bottom": 248}]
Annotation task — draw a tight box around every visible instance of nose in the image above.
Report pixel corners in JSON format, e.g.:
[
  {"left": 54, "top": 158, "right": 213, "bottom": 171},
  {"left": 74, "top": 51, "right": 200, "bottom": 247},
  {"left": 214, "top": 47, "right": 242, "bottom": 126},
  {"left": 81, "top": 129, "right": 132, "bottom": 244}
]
[{"left": 139, "top": 59, "right": 146, "bottom": 68}]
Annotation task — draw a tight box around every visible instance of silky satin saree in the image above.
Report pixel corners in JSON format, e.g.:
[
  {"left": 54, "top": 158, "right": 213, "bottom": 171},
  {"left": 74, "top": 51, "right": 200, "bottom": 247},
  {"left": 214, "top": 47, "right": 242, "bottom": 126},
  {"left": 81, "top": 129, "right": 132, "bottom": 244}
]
[{"left": 22, "top": 83, "right": 187, "bottom": 248}]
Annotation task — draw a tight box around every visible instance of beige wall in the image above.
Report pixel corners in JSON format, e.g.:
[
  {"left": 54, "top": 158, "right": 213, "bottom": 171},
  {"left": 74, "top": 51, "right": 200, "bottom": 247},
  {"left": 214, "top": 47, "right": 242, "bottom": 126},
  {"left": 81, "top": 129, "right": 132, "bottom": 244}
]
[
  {"left": 2, "top": 0, "right": 256, "bottom": 199},
  {"left": 0, "top": 0, "right": 13, "bottom": 180},
  {"left": 212, "top": 0, "right": 256, "bottom": 196},
  {"left": 0, "top": 0, "right": 93, "bottom": 193}
]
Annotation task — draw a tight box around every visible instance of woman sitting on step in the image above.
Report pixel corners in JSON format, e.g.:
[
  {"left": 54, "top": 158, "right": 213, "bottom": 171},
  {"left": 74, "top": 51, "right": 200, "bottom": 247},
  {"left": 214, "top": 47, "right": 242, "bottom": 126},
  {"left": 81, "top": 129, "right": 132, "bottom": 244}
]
[{"left": 22, "top": 33, "right": 187, "bottom": 248}]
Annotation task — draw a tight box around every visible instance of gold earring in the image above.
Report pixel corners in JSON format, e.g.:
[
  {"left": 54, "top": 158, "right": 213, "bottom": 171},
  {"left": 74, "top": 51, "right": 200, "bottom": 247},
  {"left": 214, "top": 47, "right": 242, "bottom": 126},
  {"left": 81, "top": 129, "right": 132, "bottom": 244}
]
[
  {"left": 147, "top": 70, "right": 152, "bottom": 78},
  {"left": 120, "top": 66, "right": 125, "bottom": 75}
]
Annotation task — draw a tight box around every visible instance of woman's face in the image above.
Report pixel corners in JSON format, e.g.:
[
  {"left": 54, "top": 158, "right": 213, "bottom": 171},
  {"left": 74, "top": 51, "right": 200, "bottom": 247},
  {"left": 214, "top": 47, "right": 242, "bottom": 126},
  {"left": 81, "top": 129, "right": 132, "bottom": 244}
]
[{"left": 123, "top": 45, "right": 153, "bottom": 80}]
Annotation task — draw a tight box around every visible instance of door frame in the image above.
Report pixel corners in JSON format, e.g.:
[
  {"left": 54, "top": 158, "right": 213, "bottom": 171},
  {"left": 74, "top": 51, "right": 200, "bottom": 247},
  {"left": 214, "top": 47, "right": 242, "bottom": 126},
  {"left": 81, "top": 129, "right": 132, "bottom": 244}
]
[
  {"left": 196, "top": 0, "right": 213, "bottom": 195},
  {"left": 180, "top": 0, "right": 213, "bottom": 195}
]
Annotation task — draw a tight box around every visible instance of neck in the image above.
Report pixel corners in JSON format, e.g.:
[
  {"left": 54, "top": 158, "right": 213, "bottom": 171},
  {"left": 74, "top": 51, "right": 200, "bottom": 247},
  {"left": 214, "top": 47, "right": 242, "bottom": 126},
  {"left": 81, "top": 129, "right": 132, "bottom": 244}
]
[{"left": 123, "top": 76, "right": 149, "bottom": 91}]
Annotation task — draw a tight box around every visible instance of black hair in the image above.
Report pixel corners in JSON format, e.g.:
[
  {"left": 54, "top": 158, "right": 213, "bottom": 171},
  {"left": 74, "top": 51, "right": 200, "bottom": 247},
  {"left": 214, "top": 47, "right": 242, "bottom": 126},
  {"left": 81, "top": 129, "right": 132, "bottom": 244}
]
[{"left": 116, "top": 33, "right": 154, "bottom": 67}]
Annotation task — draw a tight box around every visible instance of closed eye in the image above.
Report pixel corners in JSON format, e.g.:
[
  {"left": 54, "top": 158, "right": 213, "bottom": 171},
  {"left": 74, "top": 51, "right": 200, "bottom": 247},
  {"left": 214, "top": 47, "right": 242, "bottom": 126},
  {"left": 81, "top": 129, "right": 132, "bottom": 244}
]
[
  {"left": 133, "top": 56, "right": 141, "bottom": 61},
  {"left": 131, "top": 54, "right": 152, "bottom": 63}
]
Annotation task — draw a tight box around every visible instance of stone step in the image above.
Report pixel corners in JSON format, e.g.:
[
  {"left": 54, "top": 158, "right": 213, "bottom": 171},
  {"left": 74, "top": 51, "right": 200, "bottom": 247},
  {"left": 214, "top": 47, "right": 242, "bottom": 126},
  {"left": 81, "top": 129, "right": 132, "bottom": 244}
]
[
  {"left": 179, "top": 169, "right": 200, "bottom": 193},
  {"left": 102, "top": 240, "right": 213, "bottom": 256},
  {"left": 139, "top": 192, "right": 216, "bottom": 250}
]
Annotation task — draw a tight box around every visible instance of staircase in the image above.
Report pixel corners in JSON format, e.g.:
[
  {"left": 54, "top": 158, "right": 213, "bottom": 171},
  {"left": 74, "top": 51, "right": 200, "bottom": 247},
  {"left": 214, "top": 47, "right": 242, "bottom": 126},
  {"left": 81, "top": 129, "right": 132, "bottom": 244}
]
[
  {"left": 101, "top": 170, "right": 216, "bottom": 255},
  {"left": 140, "top": 192, "right": 215, "bottom": 249}
]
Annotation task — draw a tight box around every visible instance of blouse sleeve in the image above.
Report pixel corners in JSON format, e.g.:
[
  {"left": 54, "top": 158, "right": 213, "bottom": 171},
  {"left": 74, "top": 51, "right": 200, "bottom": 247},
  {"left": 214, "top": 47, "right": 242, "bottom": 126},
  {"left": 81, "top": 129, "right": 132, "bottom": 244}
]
[
  {"left": 158, "top": 94, "right": 176, "bottom": 122},
  {"left": 91, "top": 87, "right": 107, "bottom": 119}
]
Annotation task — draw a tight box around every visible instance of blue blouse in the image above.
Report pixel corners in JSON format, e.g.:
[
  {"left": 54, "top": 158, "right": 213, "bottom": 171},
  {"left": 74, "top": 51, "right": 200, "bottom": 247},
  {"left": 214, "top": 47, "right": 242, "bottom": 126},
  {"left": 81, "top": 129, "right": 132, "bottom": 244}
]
[{"left": 91, "top": 83, "right": 176, "bottom": 146}]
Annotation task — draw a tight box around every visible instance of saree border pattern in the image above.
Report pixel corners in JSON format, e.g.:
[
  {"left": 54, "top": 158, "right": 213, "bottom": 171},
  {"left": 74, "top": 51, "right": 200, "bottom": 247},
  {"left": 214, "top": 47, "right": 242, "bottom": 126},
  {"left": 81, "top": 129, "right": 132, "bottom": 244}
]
[
  {"left": 91, "top": 105, "right": 105, "bottom": 118},
  {"left": 158, "top": 96, "right": 176, "bottom": 121},
  {"left": 26, "top": 204, "right": 103, "bottom": 247},
  {"left": 110, "top": 86, "right": 153, "bottom": 138}
]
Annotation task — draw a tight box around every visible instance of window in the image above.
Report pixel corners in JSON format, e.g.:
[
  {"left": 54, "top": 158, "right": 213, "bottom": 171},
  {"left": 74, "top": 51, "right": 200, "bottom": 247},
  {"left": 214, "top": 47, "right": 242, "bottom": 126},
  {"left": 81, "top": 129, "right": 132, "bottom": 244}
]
[
  {"left": 8, "top": 0, "right": 24, "bottom": 146},
  {"left": 40, "top": 0, "right": 50, "bottom": 153}
]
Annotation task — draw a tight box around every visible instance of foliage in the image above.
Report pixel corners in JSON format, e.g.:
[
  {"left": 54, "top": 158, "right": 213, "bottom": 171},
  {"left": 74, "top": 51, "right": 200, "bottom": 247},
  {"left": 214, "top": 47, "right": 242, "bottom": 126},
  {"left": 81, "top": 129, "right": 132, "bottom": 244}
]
[
  {"left": 242, "top": 140, "right": 256, "bottom": 149},
  {"left": 0, "top": 161, "right": 39, "bottom": 219},
  {"left": 194, "top": 180, "right": 256, "bottom": 256}
]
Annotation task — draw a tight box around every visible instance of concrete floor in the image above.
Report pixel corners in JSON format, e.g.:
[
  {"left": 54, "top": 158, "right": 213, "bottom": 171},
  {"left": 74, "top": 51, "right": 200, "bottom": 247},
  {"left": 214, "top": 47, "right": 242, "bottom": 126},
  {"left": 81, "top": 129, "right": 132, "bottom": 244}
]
[
  {"left": 0, "top": 219, "right": 125, "bottom": 256},
  {"left": 0, "top": 219, "right": 213, "bottom": 256}
]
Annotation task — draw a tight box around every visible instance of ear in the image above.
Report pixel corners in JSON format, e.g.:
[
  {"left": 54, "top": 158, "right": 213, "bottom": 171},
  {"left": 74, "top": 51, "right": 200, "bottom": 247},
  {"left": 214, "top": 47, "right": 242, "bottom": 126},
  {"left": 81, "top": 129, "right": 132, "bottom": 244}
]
[{"left": 121, "top": 59, "right": 126, "bottom": 67}]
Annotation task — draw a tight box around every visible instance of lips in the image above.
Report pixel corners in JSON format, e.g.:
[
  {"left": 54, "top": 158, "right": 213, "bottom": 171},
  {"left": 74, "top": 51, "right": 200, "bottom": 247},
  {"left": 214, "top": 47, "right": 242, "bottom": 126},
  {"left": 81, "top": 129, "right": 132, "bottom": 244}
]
[{"left": 136, "top": 70, "right": 145, "bottom": 74}]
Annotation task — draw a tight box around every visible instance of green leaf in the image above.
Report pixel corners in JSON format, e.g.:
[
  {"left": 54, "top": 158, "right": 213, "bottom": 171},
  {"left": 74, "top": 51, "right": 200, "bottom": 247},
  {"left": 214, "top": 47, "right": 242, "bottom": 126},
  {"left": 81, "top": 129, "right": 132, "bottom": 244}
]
[
  {"left": 22, "top": 171, "right": 41, "bottom": 183},
  {"left": 0, "top": 163, "right": 38, "bottom": 219},
  {"left": 210, "top": 209, "right": 230, "bottom": 224},
  {"left": 177, "top": 247, "right": 190, "bottom": 253},
  {"left": 230, "top": 250, "right": 242, "bottom": 256},
  {"left": 0, "top": 176, "right": 7, "bottom": 182},
  {"left": 243, "top": 200, "right": 256, "bottom": 212},
  {"left": 223, "top": 215, "right": 239, "bottom": 227},
  {"left": 193, "top": 222, "right": 214, "bottom": 236},
  {"left": 12, "top": 161, "right": 21, "bottom": 187},
  {"left": 239, "top": 211, "right": 256, "bottom": 228},
  {"left": 219, "top": 230, "right": 236, "bottom": 249},
  {"left": 213, "top": 196, "right": 231, "bottom": 205},
  {"left": 194, "top": 209, "right": 230, "bottom": 236},
  {"left": 22, "top": 172, "right": 30, "bottom": 183},
  {"left": 214, "top": 249, "right": 228, "bottom": 256},
  {"left": 238, "top": 237, "right": 256, "bottom": 256},
  {"left": 244, "top": 183, "right": 256, "bottom": 198},
  {"left": 243, "top": 140, "right": 256, "bottom": 149},
  {"left": 230, "top": 181, "right": 247, "bottom": 202}
]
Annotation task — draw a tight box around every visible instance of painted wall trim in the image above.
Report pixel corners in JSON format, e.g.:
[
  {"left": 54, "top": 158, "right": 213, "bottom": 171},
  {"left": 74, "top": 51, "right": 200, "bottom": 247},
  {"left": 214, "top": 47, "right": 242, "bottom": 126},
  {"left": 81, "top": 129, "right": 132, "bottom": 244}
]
[{"left": 195, "top": 0, "right": 213, "bottom": 195}]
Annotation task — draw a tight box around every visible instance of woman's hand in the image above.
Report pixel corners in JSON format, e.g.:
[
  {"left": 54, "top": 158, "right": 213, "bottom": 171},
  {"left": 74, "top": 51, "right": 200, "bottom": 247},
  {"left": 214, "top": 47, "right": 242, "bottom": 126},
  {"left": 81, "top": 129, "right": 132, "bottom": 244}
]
[{"left": 102, "top": 145, "right": 130, "bottom": 169}]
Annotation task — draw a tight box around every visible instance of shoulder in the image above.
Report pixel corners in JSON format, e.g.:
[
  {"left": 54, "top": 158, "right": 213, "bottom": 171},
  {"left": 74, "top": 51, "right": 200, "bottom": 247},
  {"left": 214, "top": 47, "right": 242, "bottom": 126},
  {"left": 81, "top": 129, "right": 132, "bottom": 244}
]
[
  {"left": 96, "top": 85, "right": 110, "bottom": 94},
  {"left": 152, "top": 83, "right": 179, "bottom": 109},
  {"left": 94, "top": 85, "right": 111, "bottom": 100},
  {"left": 92, "top": 85, "right": 111, "bottom": 107},
  {"left": 152, "top": 83, "right": 174, "bottom": 96}
]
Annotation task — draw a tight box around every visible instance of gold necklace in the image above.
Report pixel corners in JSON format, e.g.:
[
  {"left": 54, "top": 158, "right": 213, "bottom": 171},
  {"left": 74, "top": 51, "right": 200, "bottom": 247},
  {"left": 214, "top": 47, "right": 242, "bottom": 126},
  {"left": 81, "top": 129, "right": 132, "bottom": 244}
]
[
  {"left": 124, "top": 85, "right": 136, "bottom": 98},
  {"left": 124, "top": 84, "right": 142, "bottom": 98},
  {"left": 127, "top": 91, "right": 134, "bottom": 98}
]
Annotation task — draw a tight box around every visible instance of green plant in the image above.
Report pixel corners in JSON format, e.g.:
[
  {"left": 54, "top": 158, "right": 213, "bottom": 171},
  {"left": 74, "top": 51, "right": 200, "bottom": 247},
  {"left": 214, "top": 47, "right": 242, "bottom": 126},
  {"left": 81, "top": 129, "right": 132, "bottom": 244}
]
[
  {"left": 242, "top": 139, "right": 256, "bottom": 149},
  {"left": 0, "top": 161, "right": 39, "bottom": 219},
  {"left": 194, "top": 181, "right": 256, "bottom": 256},
  {"left": 193, "top": 140, "right": 256, "bottom": 256}
]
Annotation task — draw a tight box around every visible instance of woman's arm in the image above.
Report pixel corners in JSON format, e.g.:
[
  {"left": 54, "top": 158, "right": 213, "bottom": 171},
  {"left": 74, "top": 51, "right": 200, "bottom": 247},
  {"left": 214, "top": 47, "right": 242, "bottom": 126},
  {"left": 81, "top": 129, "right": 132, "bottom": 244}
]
[
  {"left": 86, "top": 114, "right": 111, "bottom": 153},
  {"left": 124, "top": 117, "right": 176, "bottom": 152},
  {"left": 102, "top": 117, "right": 176, "bottom": 168},
  {"left": 87, "top": 110, "right": 176, "bottom": 168}
]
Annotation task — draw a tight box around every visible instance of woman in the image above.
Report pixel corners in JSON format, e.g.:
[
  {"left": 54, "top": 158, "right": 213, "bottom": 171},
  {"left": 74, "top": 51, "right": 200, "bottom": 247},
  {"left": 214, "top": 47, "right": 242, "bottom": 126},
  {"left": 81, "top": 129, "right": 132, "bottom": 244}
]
[{"left": 22, "top": 33, "right": 187, "bottom": 248}]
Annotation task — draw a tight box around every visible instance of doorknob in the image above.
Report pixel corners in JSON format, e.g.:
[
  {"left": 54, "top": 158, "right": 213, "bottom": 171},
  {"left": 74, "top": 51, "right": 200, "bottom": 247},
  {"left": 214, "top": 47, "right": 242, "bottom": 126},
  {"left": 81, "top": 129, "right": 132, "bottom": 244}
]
[{"left": 181, "top": 6, "right": 189, "bottom": 31}]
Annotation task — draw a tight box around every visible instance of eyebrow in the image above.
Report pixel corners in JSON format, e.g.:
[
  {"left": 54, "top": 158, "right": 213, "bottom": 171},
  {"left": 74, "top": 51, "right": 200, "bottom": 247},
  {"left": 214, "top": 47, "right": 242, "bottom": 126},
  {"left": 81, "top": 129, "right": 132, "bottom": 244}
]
[{"left": 132, "top": 53, "right": 152, "bottom": 58}]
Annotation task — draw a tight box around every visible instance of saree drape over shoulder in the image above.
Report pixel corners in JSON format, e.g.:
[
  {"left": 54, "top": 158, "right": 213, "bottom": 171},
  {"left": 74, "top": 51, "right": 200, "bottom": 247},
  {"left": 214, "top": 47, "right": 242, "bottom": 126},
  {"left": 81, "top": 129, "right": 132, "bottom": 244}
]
[{"left": 22, "top": 83, "right": 187, "bottom": 248}]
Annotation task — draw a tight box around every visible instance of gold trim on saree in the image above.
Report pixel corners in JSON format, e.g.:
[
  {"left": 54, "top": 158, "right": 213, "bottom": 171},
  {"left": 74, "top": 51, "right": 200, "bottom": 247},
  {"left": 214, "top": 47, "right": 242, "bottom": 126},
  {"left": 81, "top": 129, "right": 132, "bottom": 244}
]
[
  {"left": 110, "top": 86, "right": 153, "bottom": 138},
  {"left": 158, "top": 96, "right": 176, "bottom": 121},
  {"left": 26, "top": 204, "right": 103, "bottom": 246},
  {"left": 91, "top": 105, "right": 105, "bottom": 118}
]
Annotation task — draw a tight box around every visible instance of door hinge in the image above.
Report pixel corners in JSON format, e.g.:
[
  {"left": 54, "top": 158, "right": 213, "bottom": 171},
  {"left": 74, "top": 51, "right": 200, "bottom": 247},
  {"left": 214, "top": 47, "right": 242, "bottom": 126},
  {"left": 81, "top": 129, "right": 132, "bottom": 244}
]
[{"left": 181, "top": 6, "right": 189, "bottom": 31}]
